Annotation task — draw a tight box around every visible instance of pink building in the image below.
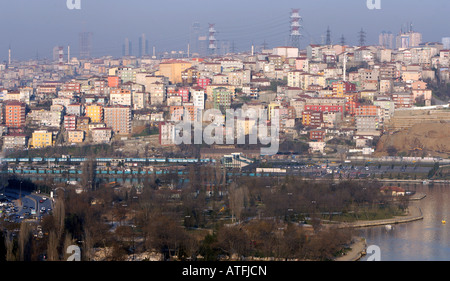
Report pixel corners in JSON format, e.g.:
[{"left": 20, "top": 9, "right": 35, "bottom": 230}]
[
  {"left": 178, "top": 87, "right": 190, "bottom": 103},
  {"left": 197, "top": 78, "right": 211, "bottom": 90}
]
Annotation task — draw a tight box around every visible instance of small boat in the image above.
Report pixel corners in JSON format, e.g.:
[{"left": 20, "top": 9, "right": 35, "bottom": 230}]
[
  {"left": 385, "top": 225, "right": 392, "bottom": 230},
  {"left": 442, "top": 220, "right": 446, "bottom": 224}
]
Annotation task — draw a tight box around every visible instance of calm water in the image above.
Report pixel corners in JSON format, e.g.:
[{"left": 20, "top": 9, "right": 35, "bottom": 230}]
[{"left": 359, "top": 184, "right": 450, "bottom": 261}]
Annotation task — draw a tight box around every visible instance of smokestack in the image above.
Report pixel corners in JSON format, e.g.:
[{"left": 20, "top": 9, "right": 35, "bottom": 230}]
[{"left": 251, "top": 44, "right": 254, "bottom": 56}]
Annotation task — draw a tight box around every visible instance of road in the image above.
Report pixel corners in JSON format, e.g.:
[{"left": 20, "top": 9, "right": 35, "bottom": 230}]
[{"left": 3, "top": 189, "right": 52, "bottom": 222}]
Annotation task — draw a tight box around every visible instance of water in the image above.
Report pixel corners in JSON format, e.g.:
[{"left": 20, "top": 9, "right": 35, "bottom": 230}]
[{"left": 359, "top": 184, "right": 450, "bottom": 261}]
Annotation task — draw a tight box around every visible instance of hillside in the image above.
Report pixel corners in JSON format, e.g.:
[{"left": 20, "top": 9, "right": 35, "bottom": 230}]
[{"left": 375, "top": 122, "right": 450, "bottom": 158}]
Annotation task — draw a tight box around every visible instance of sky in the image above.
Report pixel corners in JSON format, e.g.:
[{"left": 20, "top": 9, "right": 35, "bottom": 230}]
[{"left": 1, "top": 0, "right": 450, "bottom": 61}]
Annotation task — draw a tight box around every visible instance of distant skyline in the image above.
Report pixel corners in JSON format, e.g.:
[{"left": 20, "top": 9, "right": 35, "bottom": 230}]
[{"left": 1, "top": 0, "right": 450, "bottom": 60}]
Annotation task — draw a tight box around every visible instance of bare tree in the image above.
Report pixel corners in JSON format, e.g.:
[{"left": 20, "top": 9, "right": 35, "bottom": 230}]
[
  {"left": 81, "top": 157, "right": 97, "bottom": 190},
  {"left": 217, "top": 225, "right": 250, "bottom": 260},
  {"left": 62, "top": 233, "right": 74, "bottom": 261},
  {"left": 18, "top": 222, "right": 33, "bottom": 261},
  {"left": 53, "top": 198, "right": 65, "bottom": 238},
  {"left": 5, "top": 232, "right": 16, "bottom": 261},
  {"left": 47, "top": 230, "right": 59, "bottom": 261},
  {"left": 228, "top": 182, "right": 249, "bottom": 223}
]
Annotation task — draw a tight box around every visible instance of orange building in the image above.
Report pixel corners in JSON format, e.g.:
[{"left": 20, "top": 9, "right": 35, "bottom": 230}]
[
  {"left": 169, "top": 104, "right": 195, "bottom": 122},
  {"left": 5, "top": 101, "right": 26, "bottom": 128},
  {"left": 108, "top": 76, "right": 120, "bottom": 88},
  {"left": 355, "top": 105, "right": 380, "bottom": 116}
]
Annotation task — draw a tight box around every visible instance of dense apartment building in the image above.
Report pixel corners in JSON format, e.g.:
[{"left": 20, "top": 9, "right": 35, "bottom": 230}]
[
  {"left": 92, "top": 127, "right": 113, "bottom": 143},
  {"left": 3, "top": 134, "right": 27, "bottom": 150},
  {"left": 332, "top": 81, "right": 356, "bottom": 97},
  {"left": 110, "top": 88, "right": 132, "bottom": 107},
  {"left": 212, "top": 87, "right": 233, "bottom": 110},
  {"left": 85, "top": 104, "right": 104, "bottom": 123},
  {"left": 64, "top": 115, "right": 78, "bottom": 131},
  {"left": 103, "top": 106, "right": 132, "bottom": 135},
  {"left": 4, "top": 101, "right": 26, "bottom": 128},
  {"left": 30, "top": 130, "right": 53, "bottom": 148},
  {"left": 67, "top": 130, "right": 85, "bottom": 144}
]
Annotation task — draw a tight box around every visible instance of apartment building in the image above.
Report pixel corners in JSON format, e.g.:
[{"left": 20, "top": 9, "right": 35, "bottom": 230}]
[
  {"left": 4, "top": 101, "right": 26, "bottom": 128},
  {"left": 3, "top": 134, "right": 27, "bottom": 150},
  {"left": 103, "top": 106, "right": 132, "bottom": 135},
  {"left": 30, "top": 130, "right": 53, "bottom": 148},
  {"left": 110, "top": 88, "right": 132, "bottom": 107},
  {"left": 91, "top": 127, "right": 112, "bottom": 143},
  {"left": 67, "top": 130, "right": 85, "bottom": 144},
  {"left": 212, "top": 87, "right": 233, "bottom": 110},
  {"left": 64, "top": 115, "right": 78, "bottom": 131},
  {"left": 85, "top": 104, "right": 104, "bottom": 123}
]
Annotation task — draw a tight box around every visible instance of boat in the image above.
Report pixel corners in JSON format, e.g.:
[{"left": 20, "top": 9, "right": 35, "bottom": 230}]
[
  {"left": 423, "top": 180, "right": 430, "bottom": 185},
  {"left": 442, "top": 220, "right": 446, "bottom": 224},
  {"left": 385, "top": 225, "right": 393, "bottom": 231}
]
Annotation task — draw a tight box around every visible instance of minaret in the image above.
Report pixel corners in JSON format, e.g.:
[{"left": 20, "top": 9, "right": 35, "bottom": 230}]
[
  {"left": 8, "top": 45, "right": 11, "bottom": 66},
  {"left": 68, "top": 45, "right": 71, "bottom": 63}
]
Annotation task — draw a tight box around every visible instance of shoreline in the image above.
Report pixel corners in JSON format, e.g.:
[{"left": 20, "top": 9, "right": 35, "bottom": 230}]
[
  {"left": 335, "top": 195, "right": 426, "bottom": 261},
  {"left": 335, "top": 237, "right": 367, "bottom": 261}
]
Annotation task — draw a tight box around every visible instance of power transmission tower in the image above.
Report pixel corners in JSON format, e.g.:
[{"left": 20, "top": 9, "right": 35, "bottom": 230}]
[
  {"left": 289, "top": 9, "right": 302, "bottom": 48},
  {"left": 231, "top": 41, "right": 236, "bottom": 54},
  {"left": 339, "top": 34, "right": 346, "bottom": 46},
  {"left": 262, "top": 40, "right": 268, "bottom": 50},
  {"left": 326, "top": 26, "right": 332, "bottom": 45},
  {"left": 358, "top": 28, "right": 366, "bottom": 47}
]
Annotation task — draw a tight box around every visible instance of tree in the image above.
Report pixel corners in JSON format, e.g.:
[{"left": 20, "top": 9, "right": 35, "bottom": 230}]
[
  {"left": 228, "top": 182, "right": 249, "bottom": 223},
  {"left": 217, "top": 225, "right": 250, "bottom": 260},
  {"left": 47, "top": 230, "right": 60, "bottom": 261},
  {"left": 0, "top": 231, "right": 6, "bottom": 262},
  {"left": 386, "top": 146, "right": 398, "bottom": 156},
  {"left": 5, "top": 231, "right": 16, "bottom": 261},
  {"left": 81, "top": 157, "right": 97, "bottom": 190},
  {"left": 18, "top": 222, "right": 33, "bottom": 261},
  {"left": 53, "top": 198, "right": 65, "bottom": 238}
]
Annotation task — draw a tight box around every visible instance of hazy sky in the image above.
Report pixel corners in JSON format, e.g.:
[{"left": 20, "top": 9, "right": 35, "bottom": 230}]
[{"left": 1, "top": 0, "right": 450, "bottom": 60}]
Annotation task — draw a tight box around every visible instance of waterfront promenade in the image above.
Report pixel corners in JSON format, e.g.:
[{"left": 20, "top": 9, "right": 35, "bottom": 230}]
[{"left": 335, "top": 193, "right": 426, "bottom": 261}]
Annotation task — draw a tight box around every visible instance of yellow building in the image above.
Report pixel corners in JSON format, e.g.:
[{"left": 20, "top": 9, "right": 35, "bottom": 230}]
[
  {"left": 268, "top": 102, "right": 281, "bottom": 121},
  {"left": 156, "top": 59, "right": 192, "bottom": 84},
  {"left": 30, "top": 130, "right": 53, "bottom": 148},
  {"left": 67, "top": 130, "right": 85, "bottom": 144},
  {"left": 85, "top": 104, "right": 104, "bottom": 123}
]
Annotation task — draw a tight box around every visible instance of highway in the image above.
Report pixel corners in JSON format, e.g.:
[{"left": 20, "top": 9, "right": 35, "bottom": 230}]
[{"left": 2, "top": 189, "right": 52, "bottom": 223}]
